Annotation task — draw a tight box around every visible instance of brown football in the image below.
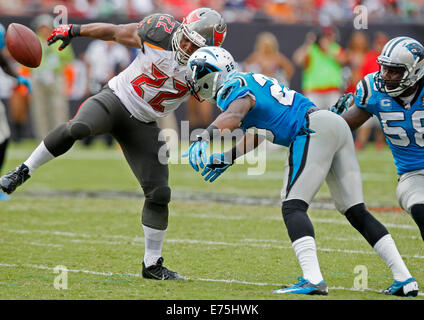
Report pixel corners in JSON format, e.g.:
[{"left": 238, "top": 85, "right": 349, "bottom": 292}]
[{"left": 6, "top": 23, "right": 42, "bottom": 68}]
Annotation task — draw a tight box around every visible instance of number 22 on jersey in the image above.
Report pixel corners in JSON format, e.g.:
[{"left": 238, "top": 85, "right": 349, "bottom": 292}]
[{"left": 131, "top": 64, "right": 188, "bottom": 112}]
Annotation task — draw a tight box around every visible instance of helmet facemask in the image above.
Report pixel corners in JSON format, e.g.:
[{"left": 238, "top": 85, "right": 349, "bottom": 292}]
[
  {"left": 172, "top": 25, "right": 206, "bottom": 66},
  {"left": 186, "top": 58, "right": 224, "bottom": 102},
  {"left": 186, "top": 47, "right": 237, "bottom": 103},
  {"left": 374, "top": 61, "right": 411, "bottom": 97},
  {"left": 374, "top": 37, "right": 424, "bottom": 97}
]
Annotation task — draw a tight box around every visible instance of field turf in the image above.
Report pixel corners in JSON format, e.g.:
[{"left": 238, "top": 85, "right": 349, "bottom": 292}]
[{"left": 0, "top": 140, "right": 423, "bottom": 301}]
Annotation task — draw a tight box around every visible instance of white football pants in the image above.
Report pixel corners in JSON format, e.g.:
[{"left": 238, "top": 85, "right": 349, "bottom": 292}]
[
  {"left": 396, "top": 169, "right": 424, "bottom": 214},
  {"left": 281, "top": 110, "right": 364, "bottom": 214}
]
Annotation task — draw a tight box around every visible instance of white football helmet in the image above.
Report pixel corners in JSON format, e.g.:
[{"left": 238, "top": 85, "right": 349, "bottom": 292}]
[
  {"left": 374, "top": 36, "right": 424, "bottom": 97},
  {"left": 186, "top": 46, "right": 237, "bottom": 102},
  {"left": 172, "top": 8, "right": 227, "bottom": 65}
]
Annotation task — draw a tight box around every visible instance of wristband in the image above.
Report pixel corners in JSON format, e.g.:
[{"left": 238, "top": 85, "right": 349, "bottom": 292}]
[
  {"left": 223, "top": 145, "right": 238, "bottom": 164},
  {"left": 71, "top": 24, "right": 81, "bottom": 37},
  {"left": 196, "top": 125, "right": 219, "bottom": 142}
]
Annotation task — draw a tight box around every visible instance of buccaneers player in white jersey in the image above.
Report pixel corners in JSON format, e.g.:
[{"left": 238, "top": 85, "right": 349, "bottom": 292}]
[{"left": 0, "top": 8, "right": 227, "bottom": 280}]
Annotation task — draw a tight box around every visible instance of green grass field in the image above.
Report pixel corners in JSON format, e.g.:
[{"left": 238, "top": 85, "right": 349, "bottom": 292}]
[{"left": 0, "top": 140, "right": 423, "bottom": 300}]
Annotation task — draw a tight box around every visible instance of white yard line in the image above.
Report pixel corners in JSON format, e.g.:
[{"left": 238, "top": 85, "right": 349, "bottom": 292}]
[
  {"left": 0, "top": 239, "right": 63, "bottom": 248},
  {"left": 3, "top": 228, "right": 424, "bottom": 259},
  {"left": 0, "top": 262, "right": 422, "bottom": 297}
]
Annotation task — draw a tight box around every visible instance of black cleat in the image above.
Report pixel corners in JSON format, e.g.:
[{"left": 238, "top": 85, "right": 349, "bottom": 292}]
[
  {"left": 142, "top": 257, "right": 184, "bottom": 280},
  {"left": 0, "top": 164, "right": 31, "bottom": 194}
]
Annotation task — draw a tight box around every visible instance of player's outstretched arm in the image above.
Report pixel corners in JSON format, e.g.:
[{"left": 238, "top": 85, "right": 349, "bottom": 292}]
[
  {"left": 47, "top": 23, "right": 141, "bottom": 51},
  {"left": 342, "top": 103, "right": 372, "bottom": 131},
  {"left": 210, "top": 96, "right": 254, "bottom": 132},
  {"left": 201, "top": 133, "right": 263, "bottom": 183},
  {"left": 182, "top": 96, "right": 254, "bottom": 172}
]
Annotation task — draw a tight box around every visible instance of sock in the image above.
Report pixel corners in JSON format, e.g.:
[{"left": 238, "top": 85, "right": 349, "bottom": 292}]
[
  {"left": 292, "top": 236, "right": 324, "bottom": 284},
  {"left": 23, "top": 141, "right": 55, "bottom": 175},
  {"left": 373, "top": 234, "right": 412, "bottom": 282},
  {"left": 143, "top": 225, "right": 166, "bottom": 267}
]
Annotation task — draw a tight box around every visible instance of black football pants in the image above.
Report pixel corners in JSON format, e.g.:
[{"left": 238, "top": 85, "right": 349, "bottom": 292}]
[{"left": 44, "top": 86, "right": 170, "bottom": 230}]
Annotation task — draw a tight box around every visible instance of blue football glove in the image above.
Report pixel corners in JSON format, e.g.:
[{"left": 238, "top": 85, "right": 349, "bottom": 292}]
[
  {"left": 16, "top": 76, "right": 31, "bottom": 93},
  {"left": 182, "top": 139, "right": 208, "bottom": 172},
  {"left": 201, "top": 152, "right": 233, "bottom": 183},
  {"left": 330, "top": 92, "right": 353, "bottom": 115}
]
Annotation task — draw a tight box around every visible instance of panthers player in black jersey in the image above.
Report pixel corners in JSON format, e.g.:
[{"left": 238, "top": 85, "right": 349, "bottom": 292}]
[{"left": 0, "top": 8, "right": 227, "bottom": 280}]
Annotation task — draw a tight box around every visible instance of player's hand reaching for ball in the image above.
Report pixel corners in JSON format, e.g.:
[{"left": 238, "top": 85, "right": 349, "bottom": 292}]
[{"left": 47, "top": 24, "right": 81, "bottom": 51}]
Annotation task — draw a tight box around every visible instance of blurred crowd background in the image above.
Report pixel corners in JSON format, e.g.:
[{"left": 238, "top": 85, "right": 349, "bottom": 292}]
[
  {"left": 1, "top": 0, "right": 424, "bottom": 150},
  {"left": 1, "top": 0, "right": 424, "bottom": 24}
]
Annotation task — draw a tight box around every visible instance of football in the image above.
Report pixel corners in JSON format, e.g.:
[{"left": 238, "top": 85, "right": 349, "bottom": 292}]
[{"left": 5, "top": 23, "right": 42, "bottom": 68}]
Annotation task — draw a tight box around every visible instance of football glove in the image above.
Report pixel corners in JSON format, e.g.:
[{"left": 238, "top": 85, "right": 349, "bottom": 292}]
[
  {"left": 330, "top": 92, "right": 353, "bottom": 115},
  {"left": 181, "top": 139, "right": 208, "bottom": 172},
  {"left": 16, "top": 76, "right": 31, "bottom": 93},
  {"left": 201, "top": 152, "right": 233, "bottom": 183},
  {"left": 47, "top": 24, "right": 80, "bottom": 51}
]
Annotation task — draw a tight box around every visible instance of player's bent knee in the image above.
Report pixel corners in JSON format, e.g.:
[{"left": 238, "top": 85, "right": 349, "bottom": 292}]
[
  {"left": 150, "top": 185, "right": 171, "bottom": 205},
  {"left": 68, "top": 121, "right": 92, "bottom": 140},
  {"left": 282, "top": 199, "right": 314, "bottom": 242},
  {"left": 142, "top": 185, "right": 171, "bottom": 230},
  {"left": 345, "top": 203, "right": 389, "bottom": 247}
]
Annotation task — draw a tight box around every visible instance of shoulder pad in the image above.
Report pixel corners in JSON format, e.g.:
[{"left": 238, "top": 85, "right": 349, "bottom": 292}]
[
  {"left": 354, "top": 73, "right": 376, "bottom": 109},
  {"left": 137, "top": 14, "right": 180, "bottom": 51},
  {"left": 216, "top": 74, "right": 250, "bottom": 112}
]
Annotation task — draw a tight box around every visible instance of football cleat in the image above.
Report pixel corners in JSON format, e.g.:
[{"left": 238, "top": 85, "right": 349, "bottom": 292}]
[
  {"left": 142, "top": 257, "right": 184, "bottom": 280},
  {"left": 0, "top": 164, "right": 31, "bottom": 194},
  {"left": 382, "top": 277, "right": 418, "bottom": 297},
  {"left": 273, "top": 276, "right": 328, "bottom": 295}
]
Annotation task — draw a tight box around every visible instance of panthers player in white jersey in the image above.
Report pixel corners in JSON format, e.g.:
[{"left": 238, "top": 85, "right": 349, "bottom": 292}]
[
  {"left": 0, "top": 8, "right": 227, "bottom": 280},
  {"left": 184, "top": 46, "right": 418, "bottom": 297},
  {"left": 333, "top": 36, "right": 424, "bottom": 242}
]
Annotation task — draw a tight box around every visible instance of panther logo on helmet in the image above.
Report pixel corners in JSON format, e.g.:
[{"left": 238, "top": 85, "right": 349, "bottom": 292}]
[
  {"left": 374, "top": 37, "right": 424, "bottom": 97},
  {"left": 186, "top": 46, "right": 237, "bottom": 102},
  {"left": 406, "top": 42, "right": 424, "bottom": 62},
  {"left": 172, "top": 8, "right": 227, "bottom": 65}
]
